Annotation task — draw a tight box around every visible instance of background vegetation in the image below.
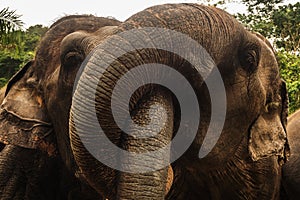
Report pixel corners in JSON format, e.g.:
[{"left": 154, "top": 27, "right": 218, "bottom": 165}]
[
  {"left": 0, "top": 1, "right": 299, "bottom": 113},
  {"left": 0, "top": 8, "right": 47, "bottom": 87}
]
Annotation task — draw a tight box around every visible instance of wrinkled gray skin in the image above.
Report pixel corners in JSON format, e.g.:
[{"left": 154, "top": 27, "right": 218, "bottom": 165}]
[
  {"left": 0, "top": 3, "right": 289, "bottom": 200},
  {"left": 282, "top": 109, "right": 300, "bottom": 200},
  {"left": 0, "top": 16, "right": 120, "bottom": 199},
  {"left": 67, "top": 4, "right": 289, "bottom": 200}
]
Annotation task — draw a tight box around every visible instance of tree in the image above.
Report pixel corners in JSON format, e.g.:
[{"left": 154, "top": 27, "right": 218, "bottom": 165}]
[
  {"left": 235, "top": 0, "right": 300, "bottom": 53},
  {"left": 0, "top": 8, "right": 48, "bottom": 87},
  {"left": 23, "top": 25, "right": 48, "bottom": 51},
  {"left": 0, "top": 7, "right": 24, "bottom": 45},
  {"left": 272, "top": 3, "right": 300, "bottom": 52},
  {"left": 0, "top": 6, "right": 48, "bottom": 88},
  {"left": 235, "top": 0, "right": 280, "bottom": 37},
  {"left": 278, "top": 51, "right": 300, "bottom": 113},
  {"left": 0, "top": 24, "right": 48, "bottom": 88}
]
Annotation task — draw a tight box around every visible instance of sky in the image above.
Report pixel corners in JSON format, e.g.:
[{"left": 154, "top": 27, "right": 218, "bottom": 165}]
[
  {"left": 1, "top": 0, "right": 298, "bottom": 28},
  {"left": 1, "top": 0, "right": 247, "bottom": 28}
]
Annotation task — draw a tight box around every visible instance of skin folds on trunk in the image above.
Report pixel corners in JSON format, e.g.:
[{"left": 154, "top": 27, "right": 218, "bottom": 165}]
[
  {"left": 116, "top": 90, "right": 174, "bottom": 199},
  {"left": 0, "top": 145, "right": 101, "bottom": 200}
]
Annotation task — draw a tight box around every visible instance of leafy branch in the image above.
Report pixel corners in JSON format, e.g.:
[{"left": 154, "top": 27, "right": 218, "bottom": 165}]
[{"left": 0, "top": 7, "right": 24, "bottom": 45}]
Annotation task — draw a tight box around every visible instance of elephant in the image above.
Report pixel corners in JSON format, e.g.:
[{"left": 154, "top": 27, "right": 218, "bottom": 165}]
[
  {"left": 0, "top": 15, "right": 120, "bottom": 199},
  {"left": 281, "top": 109, "right": 300, "bottom": 199},
  {"left": 0, "top": 3, "right": 289, "bottom": 200}
]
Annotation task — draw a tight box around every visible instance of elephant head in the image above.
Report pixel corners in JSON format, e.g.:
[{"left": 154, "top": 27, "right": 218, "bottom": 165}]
[
  {"left": 0, "top": 15, "right": 120, "bottom": 199},
  {"left": 66, "top": 4, "right": 289, "bottom": 199}
]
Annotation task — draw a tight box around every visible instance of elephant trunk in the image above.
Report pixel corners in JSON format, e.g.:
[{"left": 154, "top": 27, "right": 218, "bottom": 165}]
[
  {"left": 0, "top": 145, "right": 25, "bottom": 199},
  {"left": 0, "top": 145, "right": 60, "bottom": 199}
]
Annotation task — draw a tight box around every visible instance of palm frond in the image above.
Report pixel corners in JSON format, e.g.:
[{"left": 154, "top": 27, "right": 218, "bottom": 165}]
[
  {"left": 0, "top": 7, "right": 24, "bottom": 34},
  {"left": 0, "top": 7, "right": 24, "bottom": 46}
]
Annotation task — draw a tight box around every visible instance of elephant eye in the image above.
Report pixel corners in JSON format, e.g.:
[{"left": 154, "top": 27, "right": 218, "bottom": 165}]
[
  {"left": 60, "top": 51, "right": 84, "bottom": 87},
  {"left": 239, "top": 43, "right": 260, "bottom": 74},
  {"left": 246, "top": 50, "right": 257, "bottom": 66},
  {"left": 62, "top": 51, "right": 84, "bottom": 68},
  {"left": 265, "top": 102, "right": 280, "bottom": 113}
]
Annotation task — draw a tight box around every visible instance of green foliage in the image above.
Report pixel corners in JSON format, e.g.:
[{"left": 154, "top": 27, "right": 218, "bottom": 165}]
[
  {"left": 0, "top": 8, "right": 48, "bottom": 88},
  {"left": 236, "top": 0, "right": 300, "bottom": 53},
  {"left": 272, "top": 3, "right": 300, "bottom": 52},
  {"left": 24, "top": 25, "right": 48, "bottom": 52},
  {"left": 0, "top": 7, "right": 24, "bottom": 45},
  {"left": 0, "top": 24, "right": 48, "bottom": 87},
  {"left": 0, "top": 49, "right": 34, "bottom": 87},
  {"left": 278, "top": 52, "right": 300, "bottom": 114},
  {"left": 235, "top": 0, "right": 279, "bottom": 38},
  {"left": 0, "top": 78, "right": 7, "bottom": 88}
]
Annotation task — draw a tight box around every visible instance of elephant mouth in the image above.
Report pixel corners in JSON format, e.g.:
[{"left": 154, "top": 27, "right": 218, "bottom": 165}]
[{"left": 0, "top": 107, "right": 57, "bottom": 156}]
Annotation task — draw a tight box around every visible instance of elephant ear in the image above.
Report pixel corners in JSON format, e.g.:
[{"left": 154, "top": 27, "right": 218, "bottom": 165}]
[
  {"left": 0, "top": 61, "right": 56, "bottom": 156},
  {"left": 249, "top": 81, "right": 289, "bottom": 162}
]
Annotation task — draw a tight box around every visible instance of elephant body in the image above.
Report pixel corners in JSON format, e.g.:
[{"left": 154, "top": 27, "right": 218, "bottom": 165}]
[
  {"left": 0, "top": 3, "right": 289, "bottom": 200},
  {"left": 282, "top": 109, "right": 300, "bottom": 199}
]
